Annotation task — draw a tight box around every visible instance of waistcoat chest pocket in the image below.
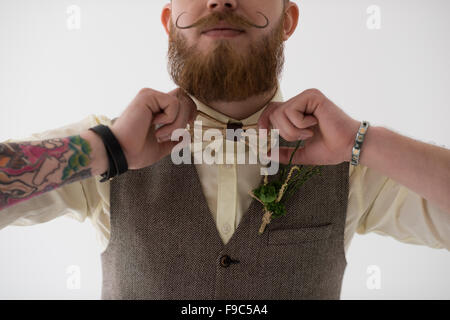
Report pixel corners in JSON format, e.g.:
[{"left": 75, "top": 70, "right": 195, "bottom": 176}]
[{"left": 267, "top": 223, "right": 333, "bottom": 245}]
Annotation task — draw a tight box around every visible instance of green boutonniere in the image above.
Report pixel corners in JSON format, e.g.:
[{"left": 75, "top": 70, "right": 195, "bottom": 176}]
[{"left": 249, "top": 140, "right": 323, "bottom": 235}]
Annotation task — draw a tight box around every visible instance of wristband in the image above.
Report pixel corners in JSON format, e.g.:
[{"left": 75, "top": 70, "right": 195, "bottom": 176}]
[
  {"left": 350, "top": 121, "right": 370, "bottom": 166},
  {"left": 88, "top": 124, "right": 128, "bottom": 182}
]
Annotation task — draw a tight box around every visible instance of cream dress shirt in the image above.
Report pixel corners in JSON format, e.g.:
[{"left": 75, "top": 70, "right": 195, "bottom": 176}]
[{"left": 1, "top": 86, "right": 449, "bottom": 257}]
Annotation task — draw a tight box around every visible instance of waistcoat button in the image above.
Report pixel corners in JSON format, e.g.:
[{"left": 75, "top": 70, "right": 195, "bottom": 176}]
[{"left": 220, "top": 255, "right": 239, "bottom": 268}]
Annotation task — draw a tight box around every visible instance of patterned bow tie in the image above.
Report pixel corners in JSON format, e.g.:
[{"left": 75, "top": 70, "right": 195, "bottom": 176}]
[{"left": 186, "top": 110, "right": 274, "bottom": 151}]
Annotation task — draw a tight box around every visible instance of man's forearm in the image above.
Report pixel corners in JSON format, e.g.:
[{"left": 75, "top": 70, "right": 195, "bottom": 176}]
[
  {"left": 0, "top": 129, "right": 108, "bottom": 211},
  {"left": 358, "top": 126, "right": 450, "bottom": 213}
]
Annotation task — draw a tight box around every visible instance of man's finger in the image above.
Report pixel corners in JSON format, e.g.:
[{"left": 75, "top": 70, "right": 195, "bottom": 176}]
[
  {"left": 285, "top": 108, "right": 318, "bottom": 129},
  {"left": 258, "top": 102, "right": 282, "bottom": 130},
  {"left": 271, "top": 110, "right": 314, "bottom": 141},
  {"left": 168, "top": 87, "right": 198, "bottom": 126}
]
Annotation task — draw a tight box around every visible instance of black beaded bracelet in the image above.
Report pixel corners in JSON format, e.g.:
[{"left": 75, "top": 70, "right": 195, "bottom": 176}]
[{"left": 88, "top": 124, "right": 128, "bottom": 182}]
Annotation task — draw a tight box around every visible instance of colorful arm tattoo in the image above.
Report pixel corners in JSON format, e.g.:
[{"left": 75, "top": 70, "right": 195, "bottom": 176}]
[{"left": 0, "top": 135, "right": 93, "bottom": 211}]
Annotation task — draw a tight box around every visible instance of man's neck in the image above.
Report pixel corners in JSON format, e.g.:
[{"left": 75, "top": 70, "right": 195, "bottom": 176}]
[{"left": 199, "top": 86, "right": 278, "bottom": 121}]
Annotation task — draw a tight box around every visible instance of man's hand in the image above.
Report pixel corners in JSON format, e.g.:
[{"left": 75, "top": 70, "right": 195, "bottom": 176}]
[
  {"left": 258, "top": 88, "right": 360, "bottom": 165},
  {"left": 110, "top": 87, "right": 197, "bottom": 170}
]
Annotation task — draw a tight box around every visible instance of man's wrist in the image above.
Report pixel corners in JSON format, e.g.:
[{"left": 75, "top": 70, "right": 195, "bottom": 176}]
[
  {"left": 356, "top": 125, "right": 382, "bottom": 167},
  {"left": 79, "top": 129, "right": 109, "bottom": 176},
  {"left": 345, "top": 120, "right": 362, "bottom": 163}
]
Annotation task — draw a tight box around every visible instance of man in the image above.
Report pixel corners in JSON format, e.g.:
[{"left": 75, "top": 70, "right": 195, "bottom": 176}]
[{"left": 0, "top": 0, "right": 449, "bottom": 299}]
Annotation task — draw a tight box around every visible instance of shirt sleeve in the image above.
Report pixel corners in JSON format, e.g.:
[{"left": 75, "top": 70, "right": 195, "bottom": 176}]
[
  {"left": 0, "top": 114, "right": 113, "bottom": 243},
  {"left": 351, "top": 164, "right": 450, "bottom": 250}
]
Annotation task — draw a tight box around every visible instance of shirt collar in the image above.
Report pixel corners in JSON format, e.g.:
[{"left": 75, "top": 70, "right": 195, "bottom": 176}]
[{"left": 186, "top": 82, "right": 284, "bottom": 127}]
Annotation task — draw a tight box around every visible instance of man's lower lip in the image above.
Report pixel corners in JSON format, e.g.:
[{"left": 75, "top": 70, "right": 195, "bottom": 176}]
[{"left": 202, "top": 29, "right": 244, "bottom": 38}]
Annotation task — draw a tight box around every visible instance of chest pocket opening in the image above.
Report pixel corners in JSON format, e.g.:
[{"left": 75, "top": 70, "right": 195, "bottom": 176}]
[{"left": 267, "top": 223, "right": 333, "bottom": 245}]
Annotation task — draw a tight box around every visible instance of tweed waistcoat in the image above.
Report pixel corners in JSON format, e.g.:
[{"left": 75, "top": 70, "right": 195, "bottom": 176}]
[{"left": 101, "top": 146, "right": 350, "bottom": 300}]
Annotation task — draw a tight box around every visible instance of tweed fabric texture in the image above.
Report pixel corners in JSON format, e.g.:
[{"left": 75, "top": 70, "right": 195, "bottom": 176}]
[{"left": 101, "top": 141, "right": 350, "bottom": 300}]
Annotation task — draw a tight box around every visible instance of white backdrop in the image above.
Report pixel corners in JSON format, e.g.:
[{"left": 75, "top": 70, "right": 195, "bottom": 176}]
[{"left": 0, "top": 0, "right": 449, "bottom": 299}]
